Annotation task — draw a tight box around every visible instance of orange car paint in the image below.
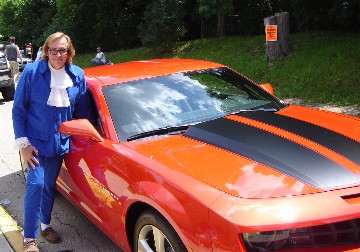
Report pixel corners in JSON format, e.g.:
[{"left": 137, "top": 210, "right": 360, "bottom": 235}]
[{"left": 56, "top": 59, "right": 360, "bottom": 251}]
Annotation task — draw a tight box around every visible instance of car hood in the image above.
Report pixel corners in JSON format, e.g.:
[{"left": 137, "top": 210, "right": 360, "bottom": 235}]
[{"left": 130, "top": 105, "right": 360, "bottom": 198}]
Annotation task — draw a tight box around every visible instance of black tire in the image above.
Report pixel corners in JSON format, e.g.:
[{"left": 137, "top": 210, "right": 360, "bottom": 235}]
[
  {"left": 134, "top": 209, "right": 187, "bottom": 252},
  {"left": 2, "top": 81, "right": 15, "bottom": 101},
  {"left": 19, "top": 151, "right": 28, "bottom": 181}
]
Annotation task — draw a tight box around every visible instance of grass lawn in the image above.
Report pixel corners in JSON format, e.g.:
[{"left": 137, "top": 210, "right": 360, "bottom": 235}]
[{"left": 73, "top": 32, "right": 360, "bottom": 107}]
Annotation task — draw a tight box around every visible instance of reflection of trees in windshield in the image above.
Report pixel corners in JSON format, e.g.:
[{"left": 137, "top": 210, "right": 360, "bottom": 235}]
[
  {"left": 120, "top": 74, "right": 223, "bottom": 127},
  {"left": 189, "top": 70, "right": 242, "bottom": 95},
  {"left": 132, "top": 80, "right": 186, "bottom": 125},
  {"left": 104, "top": 68, "right": 284, "bottom": 142},
  {"left": 104, "top": 73, "right": 224, "bottom": 141}
]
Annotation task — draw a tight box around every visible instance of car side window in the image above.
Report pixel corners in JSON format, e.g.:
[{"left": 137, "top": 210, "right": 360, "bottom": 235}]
[
  {"left": 71, "top": 89, "right": 105, "bottom": 138},
  {"left": 87, "top": 92, "right": 106, "bottom": 137}
]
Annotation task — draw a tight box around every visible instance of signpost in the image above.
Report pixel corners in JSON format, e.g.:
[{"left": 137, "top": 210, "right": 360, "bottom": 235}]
[{"left": 264, "top": 12, "right": 292, "bottom": 63}]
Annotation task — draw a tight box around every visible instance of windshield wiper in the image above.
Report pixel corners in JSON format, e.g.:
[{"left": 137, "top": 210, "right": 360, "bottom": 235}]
[
  {"left": 127, "top": 125, "right": 191, "bottom": 141},
  {"left": 239, "top": 107, "right": 278, "bottom": 112}
]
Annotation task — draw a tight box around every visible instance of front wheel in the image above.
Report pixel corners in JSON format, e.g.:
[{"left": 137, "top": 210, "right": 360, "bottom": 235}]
[{"left": 134, "top": 209, "right": 187, "bottom": 252}]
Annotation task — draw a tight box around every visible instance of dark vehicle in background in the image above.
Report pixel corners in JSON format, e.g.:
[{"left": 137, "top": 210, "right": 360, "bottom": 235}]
[
  {"left": 18, "top": 50, "right": 33, "bottom": 71},
  {"left": 0, "top": 43, "right": 15, "bottom": 101}
]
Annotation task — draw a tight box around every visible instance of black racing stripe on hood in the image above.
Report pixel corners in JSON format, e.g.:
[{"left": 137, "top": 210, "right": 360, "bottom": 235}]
[
  {"left": 184, "top": 117, "right": 360, "bottom": 189},
  {"left": 238, "top": 111, "right": 360, "bottom": 166}
]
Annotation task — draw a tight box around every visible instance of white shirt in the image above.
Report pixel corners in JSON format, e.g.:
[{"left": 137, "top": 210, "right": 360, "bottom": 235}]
[
  {"left": 47, "top": 62, "right": 73, "bottom": 107},
  {"left": 96, "top": 52, "right": 106, "bottom": 63}
]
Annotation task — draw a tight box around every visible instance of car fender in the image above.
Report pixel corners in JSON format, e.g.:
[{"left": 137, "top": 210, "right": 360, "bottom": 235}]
[{"left": 123, "top": 180, "right": 214, "bottom": 250}]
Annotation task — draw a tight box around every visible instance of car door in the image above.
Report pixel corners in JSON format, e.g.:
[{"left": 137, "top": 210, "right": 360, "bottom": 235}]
[
  {"left": 62, "top": 135, "right": 127, "bottom": 234},
  {"left": 58, "top": 88, "right": 130, "bottom": 242}
]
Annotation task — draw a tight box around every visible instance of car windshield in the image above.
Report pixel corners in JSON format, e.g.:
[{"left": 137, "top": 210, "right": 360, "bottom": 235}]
[{"left": 103, "top": 67, "right": 286, "bottom": 142}]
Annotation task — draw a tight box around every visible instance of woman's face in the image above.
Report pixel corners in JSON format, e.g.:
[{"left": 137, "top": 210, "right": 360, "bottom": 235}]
[{"left": 47, "top": 36, "right": 69, "bottom": 69}]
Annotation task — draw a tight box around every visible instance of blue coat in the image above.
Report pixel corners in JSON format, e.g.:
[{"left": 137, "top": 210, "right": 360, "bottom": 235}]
[{"left": 12, "top": 60, "right": 94, "bottom": 157}]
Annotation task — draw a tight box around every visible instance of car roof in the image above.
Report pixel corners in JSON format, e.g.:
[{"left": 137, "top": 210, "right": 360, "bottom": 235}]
[{"left": 84, "top": 58, "right": 224, "bottom": 87}]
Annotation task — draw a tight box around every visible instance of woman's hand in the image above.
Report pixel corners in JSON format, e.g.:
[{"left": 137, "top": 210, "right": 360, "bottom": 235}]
[{"left": 20, "top": 145, "right": 39, "bottom": 169}]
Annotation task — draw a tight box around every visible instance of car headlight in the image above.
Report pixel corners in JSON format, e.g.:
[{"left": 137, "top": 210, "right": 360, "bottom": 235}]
[{"left": 242, "top": 230, "right": 289, "bottom": 251}]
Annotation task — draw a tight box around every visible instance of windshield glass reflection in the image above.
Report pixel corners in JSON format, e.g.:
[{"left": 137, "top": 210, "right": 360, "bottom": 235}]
[{"left": 103, "top": 67, "right": 284, "bottom": 142}]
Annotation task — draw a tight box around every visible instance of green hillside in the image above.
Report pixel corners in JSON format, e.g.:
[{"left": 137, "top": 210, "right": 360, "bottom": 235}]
[{"left": 74, "top": 32, "right": 360, "bottom": 107}]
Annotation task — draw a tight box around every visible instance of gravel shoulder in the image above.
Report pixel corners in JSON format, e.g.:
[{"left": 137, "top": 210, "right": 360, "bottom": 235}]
[{"left": 283, "top": 98, "right": 360, "bottom": 117}]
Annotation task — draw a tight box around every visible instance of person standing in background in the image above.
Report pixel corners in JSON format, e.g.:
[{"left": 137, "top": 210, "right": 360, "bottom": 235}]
[
  {"left": 35, "top": 46, "right": 43, "bottom": 61},
  {"left": 26, "top": 43, "right": 33, "bottom": 59},
  {"left": 4, "top": 36, "right": 23, "bottom": 83}
]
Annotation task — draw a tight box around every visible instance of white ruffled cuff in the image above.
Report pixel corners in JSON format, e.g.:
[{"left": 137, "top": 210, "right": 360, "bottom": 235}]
[{"left": 14, "top": 137, "right": 31, "bottom": 151}]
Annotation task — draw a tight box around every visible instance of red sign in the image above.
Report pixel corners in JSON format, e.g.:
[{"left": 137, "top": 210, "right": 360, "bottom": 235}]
[{"left": 266, "top": 25, "right": 277, "bottom": 41}]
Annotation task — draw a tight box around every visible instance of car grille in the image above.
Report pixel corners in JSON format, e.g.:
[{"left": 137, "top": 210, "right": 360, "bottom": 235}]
[{"left": 287, "top": 218, "right": 360, "bottom": 248}]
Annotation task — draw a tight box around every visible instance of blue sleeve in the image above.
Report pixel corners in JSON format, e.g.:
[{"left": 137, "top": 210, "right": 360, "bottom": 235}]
[{"left": 12, "top": 67, "right": 32, "bottom": 139}]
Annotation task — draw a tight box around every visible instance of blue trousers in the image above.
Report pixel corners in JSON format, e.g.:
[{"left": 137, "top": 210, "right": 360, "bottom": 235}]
[{"left": 24, "top": 154, "right": 63, "bottom": 238}]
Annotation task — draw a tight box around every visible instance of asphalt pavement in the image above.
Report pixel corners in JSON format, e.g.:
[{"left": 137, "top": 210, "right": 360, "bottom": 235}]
[
  {"left": 0, "top": 74, "right": 25, "bottom": 252},
  {"left": 0, "top": 91, "right": 18, "bottom": 252}
]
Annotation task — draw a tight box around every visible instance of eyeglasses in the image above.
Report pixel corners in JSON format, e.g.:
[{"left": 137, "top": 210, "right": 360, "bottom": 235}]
[{"left": 48, "top": 48, "right": 68, "bottom": 55}]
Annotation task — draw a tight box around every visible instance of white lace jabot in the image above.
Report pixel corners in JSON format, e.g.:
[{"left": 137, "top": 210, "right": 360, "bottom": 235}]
[{"left": 47, "top": 63, "right": 73, "bottom": 107}]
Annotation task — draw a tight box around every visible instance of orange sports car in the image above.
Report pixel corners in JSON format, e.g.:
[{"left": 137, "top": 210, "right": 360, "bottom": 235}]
[{"left": 58, "top": 59, "right": 360, "bottom": 251}]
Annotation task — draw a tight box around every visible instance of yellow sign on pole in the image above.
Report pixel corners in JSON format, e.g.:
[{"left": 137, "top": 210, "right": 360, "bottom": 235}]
[{"left": 266, "top": 25, "right": 277, "bottom": 41}]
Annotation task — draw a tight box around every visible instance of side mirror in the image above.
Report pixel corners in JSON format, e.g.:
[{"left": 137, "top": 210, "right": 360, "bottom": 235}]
[
  {"left": 259, "top": 83, "right": 274, "bottom": 95},
  {"left": 60, "top": 119, "right": 104, "bottom": 142}
]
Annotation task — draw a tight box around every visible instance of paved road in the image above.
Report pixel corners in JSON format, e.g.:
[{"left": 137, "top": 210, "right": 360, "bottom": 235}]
[{"left": 0, "top": 93, "right": 121, "bottom": 252}]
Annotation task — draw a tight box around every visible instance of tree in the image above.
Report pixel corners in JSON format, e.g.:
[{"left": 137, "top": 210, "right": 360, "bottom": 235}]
[
  {"left": 0, "top": 1, "right": 18, "bottom": 40},
  {"left": 0, "top": 0, "right": 56, "bottom": 48},
  {"left": 42, "top": 0, "right": 98, "bottom": 52},
  {"left": 198, "top": 0, "right": 233, "bottom": 37},
  {"left": 138, "top": 0, "right": 186, "bottom": 52},
  {"left": 329, "top": 0, "right": 360, "bottom": 30},
  {"left": 1, "top": 0, "right": 359, "bottom": 54},
  {"left": 91, "top": 0, "right": 147, "bottom": 50}
]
